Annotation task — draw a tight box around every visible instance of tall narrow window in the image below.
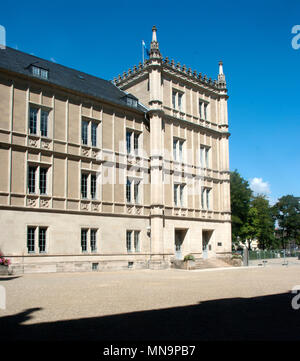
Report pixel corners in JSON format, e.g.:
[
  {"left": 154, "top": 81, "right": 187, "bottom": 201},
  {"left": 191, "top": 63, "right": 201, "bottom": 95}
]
[
  {"left": 134, "top": 231, "right": 140, "bottom": 252},
  {"left": 204, "top": 104, "right": 208, "bottom": 120},
  {"left": 81, "top": 120, "right": 88, "bottom": 145},
  {"left": 206, "top": 188, "right": 211, "bottom": 210},
  {"left": 134, "top": 133, "right": 139, "bottom": 155},
  {"left": 200, "top": 146, "right": 210, "bottom": 168},
  {"left": 81, "top": 229, "right": 88, "bottom": 252},
  {"left": 29, "top": 108, "right": 38, "bottom": 135},
  {"left": 81, "top": 173, "right": 88, "bottom": 198},
  {"left": 126, "top": 178, "right": 132, "bottom": 203},
  {"left": 179, "top": 141, "right": 183, "bottom": 161},
  {"left": 180, "top": 184, "right": 184, "bottom": 206},
  {"left": 178, "top": 93, "right": 182, "bottom": 111},
  {"left": 172, "top": 91, "right": 176, "bottom": 109},
  {"left": 28, "top": 166, "right": 36, "bottom": 194},
  {"left": 173, "top": 139, "right": 177, "bottom": 160},
  {"left": 91, "top": 229, "right": 97, "bottom": 252},
  {"left": 39, "top": 168, "right": 47, "bottom": 195},
  {"left": 126, "top": 230, "right": 132, "bottom": 252},
  {"left": 39, "top": 228, "right": 47, "bottom": 253},
  {"left": 126, "top": 131, "right": 132, "bottom": 154},
  {"left": 199, "top": 101, "right": 203, "bottom": 119},
  {"left": 40, "top": 110, "right": 48, "bottom": 137},
  {"left": 91, "top": 174, "right": 97, "bottom": 200},
  {"left": 201, "top": 187, "right": 205, "bottom": 208},
  {"left": 27, "top": 227, "right": 35, "bottom": 253},
  {"left": 134, "top": 181, "right": 140, "bottom": 204},
  {"left": 91, "top": 122, "right": 97, "bottom": 147},
  {"left": 174, "top": 184, "right": 178, "bottom": 206}
]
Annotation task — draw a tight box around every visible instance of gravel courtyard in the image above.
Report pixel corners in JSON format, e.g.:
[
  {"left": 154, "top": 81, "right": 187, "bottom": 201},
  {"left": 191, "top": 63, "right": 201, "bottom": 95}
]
[{"left": 1, "top": 266, "right": 300, "bottom": 341}]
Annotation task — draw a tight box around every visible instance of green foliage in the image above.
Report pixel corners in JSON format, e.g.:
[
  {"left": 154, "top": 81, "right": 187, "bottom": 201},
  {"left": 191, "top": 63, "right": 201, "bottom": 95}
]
[
  {"left": 184, "top": 254, "right": 195, "bottom": 262},
  {"left": 230, "top": 170, "right": 252, "bottom": 243},
  {"left": 250, "top": 195, "right": 275, "bottom": 249},
  {"left": 272, "top": 195, "right": 300, "bottom": 248}
]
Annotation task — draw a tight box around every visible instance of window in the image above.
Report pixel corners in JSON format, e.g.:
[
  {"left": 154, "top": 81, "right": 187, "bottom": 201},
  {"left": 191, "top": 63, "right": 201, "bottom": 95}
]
[
  {"left": 126, "top": 178, "right": 141, "bottom": 204},
  {"left": 126, "top": 230, "right": 140, "bottom": 253},
  {"left": 91, "top": 122, "right": 97, "bottom": 147},
  {"left": 173, "top": 138, "right": 185, "bottom": 161},
  {"left": 178, "top": 93, "right": 183, "bottom": 111},
  {"left": 204, "top": 104, "right": 208, "bottom": 120},
  {"left": 126, "top": 97, "right": 138, "bottom": 107},
  {"left": 91, "top": 174, "right": 97, "bottom": 200},
  {"left": 39, "top": 168, "right": 48, "bottom": 195},
  {"left": 200, "top": 146, "right": 210, "bottom": 168},
  {"left": 81, "top": 119, "right": 100, "bottom": 147},
  {"left": 199, "top": 101, "right": 203, "bottom": 119},
  {"left": 126, "top": 129, "right": 141, "bottom": 155},
  {"left": 174, "top": 184, "right": 185, "bottom": 207},
  {"left": 91, "top": 229, "right": 97, "bottom": 252},
  {"left": 126, "top": 230, "right": 132, "bottom": 252},
  {"left": 134, "top": 181, "right": 140, "bottom": 203},
  {"left": 28, "top": 166, "right": 37, "bottom": 194},
  {"left": 199, "top": 101, "right": 209, "bottom": 120},
  {"left": 134, "top": 133, "right": 139, "bottom": 155},
  {"left": 81, "top": 173, "right": 88, "bottom": 198},
  {"left": 31, "top": 66, "right": 48, "bottom": 80},
  {"left": 29, "top": 108, "right": 38, "bottom": 135},
  {"left": 39, "top": 228, "right": 47, "bottom": 253},
  {"left": 29, "top": 107, "right": 49, "bottom": 137},
  {"left": 81, "top": 173, "right": 98, "bottom": 200},
  {"left": 126, "top": 178, "right": 131, "bottom": 203},
  {"left": 40, "top": 110, "right": 48, "bottom": 137},
  {"left": 81, "top": 120, "right": 88, "bottom": 145},
  {"left": 172, "top": 90, "right": 184, "bottom": 111},
  {"left": 201, "top": 187, "right": 211, "bottom": 210},
  {"left": 81, "top": 229, "right": 88, "bottom": 252},
  {"left": 27, "top": 226, "right": 47, "bottom": 254},
  {"left": 27, "top": 227, "right": 35, "bottom": 253},
  {"left": 126, "top": 131, "right": 132, "bottom": 154},
  {"left": 134, "top": 231, "right": 140, "bottom": 252}
]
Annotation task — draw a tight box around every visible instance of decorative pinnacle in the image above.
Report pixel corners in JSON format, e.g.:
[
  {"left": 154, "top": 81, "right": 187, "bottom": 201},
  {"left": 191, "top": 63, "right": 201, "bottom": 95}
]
[
  {"left": 219, "top": 60, "right": 224, "bottom": 75},
  {"left": 152, "top": 26, "right": 157, "bottom": 42}
]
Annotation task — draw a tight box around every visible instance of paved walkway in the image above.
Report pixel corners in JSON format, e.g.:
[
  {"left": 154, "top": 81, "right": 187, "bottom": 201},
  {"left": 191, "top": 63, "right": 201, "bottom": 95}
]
[{"left": 1, "top": 267, "right": 300, "bottom": 341}]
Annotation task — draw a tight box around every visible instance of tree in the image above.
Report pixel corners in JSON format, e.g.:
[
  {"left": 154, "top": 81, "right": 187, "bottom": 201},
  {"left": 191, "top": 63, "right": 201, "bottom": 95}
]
[
  {"left": 230, "top": 170, "right": 252, "bottom": 245},
  {"left": 240, "top": 207, "right": 260, "bottom": 250},
  {"left": 272, "top": 195, "right": 300, "bottom": 249},
  {"left": 250, "top": 195, "right": 275, "bottom": 249}
]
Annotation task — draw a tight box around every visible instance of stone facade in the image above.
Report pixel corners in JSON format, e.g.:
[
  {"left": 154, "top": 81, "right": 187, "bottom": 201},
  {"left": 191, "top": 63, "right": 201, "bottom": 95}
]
[{"left": 0, "top": 26, "right": 231, "bottom": 274}]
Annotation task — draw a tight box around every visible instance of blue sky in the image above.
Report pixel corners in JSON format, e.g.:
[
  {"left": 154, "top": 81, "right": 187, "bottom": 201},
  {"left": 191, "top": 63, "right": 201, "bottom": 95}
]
[{"left": 1, "top": 0, "right": 299, "bottom": 203}]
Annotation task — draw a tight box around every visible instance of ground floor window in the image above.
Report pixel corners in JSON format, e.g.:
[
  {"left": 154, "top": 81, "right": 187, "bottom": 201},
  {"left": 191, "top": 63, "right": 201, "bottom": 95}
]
[
  {"left": 27, "top": 226, "right": 48, "bottom": 254},
  {"left": 126, "top": 230, "right": 140, "bottom": 252},
  {"left": 81, "top": 228, "right": 98, "bottom": 253}
]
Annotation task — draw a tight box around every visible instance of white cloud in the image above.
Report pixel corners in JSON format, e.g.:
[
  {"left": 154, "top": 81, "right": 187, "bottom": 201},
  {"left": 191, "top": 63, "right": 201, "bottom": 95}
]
[{"left": 250, "top": 177, "right": 271, "bottom": 195}]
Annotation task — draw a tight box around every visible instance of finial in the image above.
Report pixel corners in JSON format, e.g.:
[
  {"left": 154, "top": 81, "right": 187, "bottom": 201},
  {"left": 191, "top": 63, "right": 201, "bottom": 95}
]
[
  {"left": 152, "top": 26, "right": 157, "bottom": 42},
  {"left": 219, "top": 60, "right": 224, "bottom": 75},
  {"left": 218, "top": 60, "right": 226, "bottom": 87}
]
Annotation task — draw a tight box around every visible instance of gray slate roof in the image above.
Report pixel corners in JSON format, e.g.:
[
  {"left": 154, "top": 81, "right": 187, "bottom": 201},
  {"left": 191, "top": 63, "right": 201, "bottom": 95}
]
[{"left": 0, "top": 46, "right": 147, "bottom": 113}]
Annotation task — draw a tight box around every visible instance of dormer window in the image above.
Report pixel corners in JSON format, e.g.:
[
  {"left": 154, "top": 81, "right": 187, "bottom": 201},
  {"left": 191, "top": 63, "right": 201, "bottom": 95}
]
[
  {"left": 123, "top": 94, "right": 138, "bottom": 108},
  {"left": 126, "top": 97, "right": 138, "bottom": 107},
  {"left": 31, "top": 65, "right": 48, "bottom": 79}
]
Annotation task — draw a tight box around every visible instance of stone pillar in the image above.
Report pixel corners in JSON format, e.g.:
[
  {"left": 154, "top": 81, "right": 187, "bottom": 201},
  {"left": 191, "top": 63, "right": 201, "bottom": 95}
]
[{"left": 147, "top": 26, "right": 168, "bottom": 269}]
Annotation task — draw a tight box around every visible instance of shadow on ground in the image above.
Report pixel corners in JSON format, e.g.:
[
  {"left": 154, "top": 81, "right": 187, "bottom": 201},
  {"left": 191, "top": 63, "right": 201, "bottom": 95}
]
[{"left": 1, "top": 292, "right": 299, "bottom": 341}]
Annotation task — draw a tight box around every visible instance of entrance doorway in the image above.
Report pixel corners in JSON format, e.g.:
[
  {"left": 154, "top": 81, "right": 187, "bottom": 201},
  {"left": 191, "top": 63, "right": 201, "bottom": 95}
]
[
  {"left": 174, "top": 229, "right": 187, "bottom": 260},
  {"left": 202, "top": 230, "right": 213, "bottom": 259}
]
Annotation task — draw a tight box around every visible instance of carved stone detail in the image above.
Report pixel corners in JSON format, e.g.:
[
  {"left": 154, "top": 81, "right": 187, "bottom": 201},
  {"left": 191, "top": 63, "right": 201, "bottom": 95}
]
[{"left": 40, "top": 199, "right": 50, "bottom": 208}]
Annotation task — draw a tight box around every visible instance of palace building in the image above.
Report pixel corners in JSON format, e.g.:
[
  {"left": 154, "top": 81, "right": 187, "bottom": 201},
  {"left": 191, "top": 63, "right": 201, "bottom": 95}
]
[{"left": 0, "top": 26, "right": 231, "bottom": 273}]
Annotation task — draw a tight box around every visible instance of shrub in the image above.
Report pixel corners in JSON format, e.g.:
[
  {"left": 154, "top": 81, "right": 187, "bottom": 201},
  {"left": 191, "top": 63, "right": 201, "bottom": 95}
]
[{"left": 184, "top": 254, "right": 195, "bottom": 262}]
